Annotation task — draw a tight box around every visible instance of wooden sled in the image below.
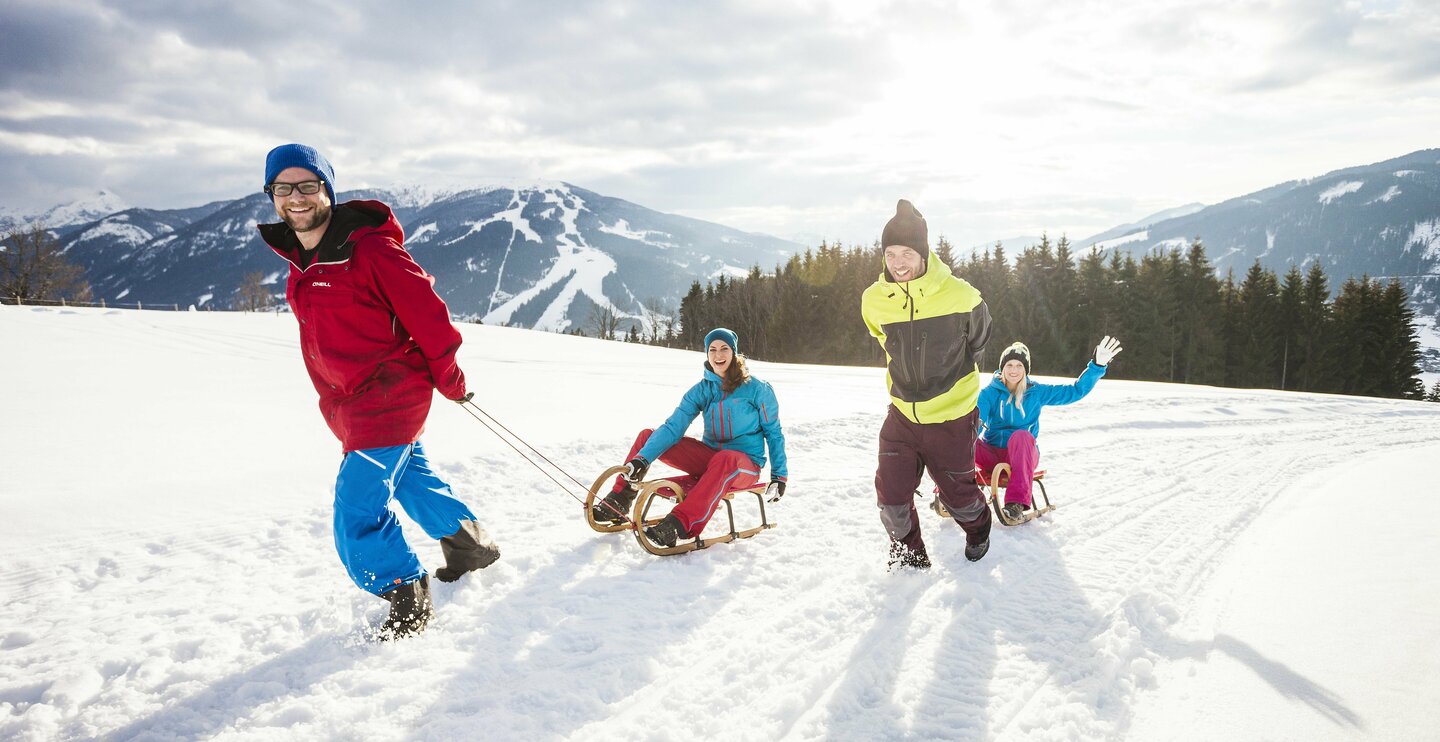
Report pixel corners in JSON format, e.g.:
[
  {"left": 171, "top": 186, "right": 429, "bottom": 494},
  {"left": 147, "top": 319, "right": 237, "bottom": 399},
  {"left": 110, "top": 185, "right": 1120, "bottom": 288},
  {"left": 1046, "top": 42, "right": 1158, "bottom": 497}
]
[
  {"left": 581, "top": 465, "right": 777, "bottom": 556},
  {"left": 631, "top": 477, "right": 777, "bottom": 556},
  {"left": 931, "top": 464, "right": 1053, "bottom": 527}
]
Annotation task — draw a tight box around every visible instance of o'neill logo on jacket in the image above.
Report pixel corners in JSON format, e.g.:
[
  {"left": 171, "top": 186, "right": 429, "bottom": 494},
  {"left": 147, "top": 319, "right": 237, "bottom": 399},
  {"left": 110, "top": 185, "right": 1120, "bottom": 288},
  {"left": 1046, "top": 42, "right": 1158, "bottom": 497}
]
[{"left": 313, "top": 282, "right": 332, "bottom": 287}]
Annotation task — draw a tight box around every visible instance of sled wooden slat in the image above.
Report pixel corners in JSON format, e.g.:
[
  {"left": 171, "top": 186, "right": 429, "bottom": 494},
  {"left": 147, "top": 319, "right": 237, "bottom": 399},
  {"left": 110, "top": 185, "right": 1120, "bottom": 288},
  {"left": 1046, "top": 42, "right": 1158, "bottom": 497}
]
[{"left": 976, "top": 467, "right": 1046, "bottom": 488}]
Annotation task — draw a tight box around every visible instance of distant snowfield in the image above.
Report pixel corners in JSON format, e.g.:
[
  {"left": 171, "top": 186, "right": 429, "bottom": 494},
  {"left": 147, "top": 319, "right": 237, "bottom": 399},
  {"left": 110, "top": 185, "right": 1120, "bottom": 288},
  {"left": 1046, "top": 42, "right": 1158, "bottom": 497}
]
[
  {"left": 3, "top": 306, "right": 1440, "bottom": 741},
  {"left": 1317, "top": 180, "right": 1364, "bottom": 204}
]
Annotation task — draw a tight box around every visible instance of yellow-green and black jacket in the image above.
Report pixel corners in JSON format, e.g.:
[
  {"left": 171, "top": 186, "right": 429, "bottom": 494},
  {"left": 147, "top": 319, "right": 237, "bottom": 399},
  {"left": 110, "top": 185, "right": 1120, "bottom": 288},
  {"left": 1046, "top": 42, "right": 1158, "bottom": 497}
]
[{"left": 861, "top": 251, "right": 992, "bottom": 424}]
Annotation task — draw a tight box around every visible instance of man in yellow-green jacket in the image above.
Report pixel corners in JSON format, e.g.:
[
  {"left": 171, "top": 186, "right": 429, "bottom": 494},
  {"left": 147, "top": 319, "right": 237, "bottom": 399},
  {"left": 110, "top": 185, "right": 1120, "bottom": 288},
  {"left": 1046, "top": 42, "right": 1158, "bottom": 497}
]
[{"left": 861, "top": 199, "right": 993, "bottom": 569}]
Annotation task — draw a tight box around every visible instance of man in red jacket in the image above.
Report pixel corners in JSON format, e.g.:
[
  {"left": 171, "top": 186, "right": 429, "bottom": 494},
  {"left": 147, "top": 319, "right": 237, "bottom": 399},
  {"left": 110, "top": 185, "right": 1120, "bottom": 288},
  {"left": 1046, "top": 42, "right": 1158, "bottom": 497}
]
[{"left": 257, "top": 143, "right": 499, "bottom": 639}]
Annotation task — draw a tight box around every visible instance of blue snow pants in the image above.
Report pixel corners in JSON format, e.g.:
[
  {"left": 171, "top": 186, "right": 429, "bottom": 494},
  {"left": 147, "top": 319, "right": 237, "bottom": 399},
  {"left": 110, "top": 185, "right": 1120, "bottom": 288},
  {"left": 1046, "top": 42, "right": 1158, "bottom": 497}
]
[{"left": 333, "top": 440, "right": 477, "bottom": 596}]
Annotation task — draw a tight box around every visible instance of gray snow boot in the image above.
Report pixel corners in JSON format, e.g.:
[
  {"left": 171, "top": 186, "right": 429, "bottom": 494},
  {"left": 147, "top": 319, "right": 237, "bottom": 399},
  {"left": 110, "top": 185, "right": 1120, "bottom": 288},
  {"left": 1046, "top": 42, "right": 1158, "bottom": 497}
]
[
  {"left": 964, "top": 537, "right": 990, "bottom": 562},
  {"left": 434, "top": 521, "right": 500, "bottom": 583},
  {"left": 379, "top": 575, "right": 432, "bottom": 640},
  {"left": 1002, "top": 502, "right": 1026, "bottom": 522}
]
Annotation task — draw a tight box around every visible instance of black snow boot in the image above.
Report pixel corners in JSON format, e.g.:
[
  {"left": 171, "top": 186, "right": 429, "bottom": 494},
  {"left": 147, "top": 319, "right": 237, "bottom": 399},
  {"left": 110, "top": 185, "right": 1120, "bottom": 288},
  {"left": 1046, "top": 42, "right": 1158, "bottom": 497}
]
[
  {"left": 590, "top": 485, "right": 638, "bottom": 525},
  {"left": 1002, "top": 502, "right": 1026, "bottom": 522},
  {"left": 434, "top": 521, "right": 501, "bottom": 583},
  {"left": 643, "top": 513, "right": 685, "bottom": 548},
  {"left": 888, "top": 540, "right": 932, "bottom": 571},
  {"left": 379, "top": 575, "right": 432, "bottom": 640},
  {"left": 964, "top": 537, "right": 990, "bottom": 562}
]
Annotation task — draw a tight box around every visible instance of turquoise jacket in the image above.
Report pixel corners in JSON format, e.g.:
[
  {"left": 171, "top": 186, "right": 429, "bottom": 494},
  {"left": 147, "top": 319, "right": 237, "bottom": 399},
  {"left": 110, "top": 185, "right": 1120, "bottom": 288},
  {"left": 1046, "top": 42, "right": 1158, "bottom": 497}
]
[
  {"left": 977, "top": 361, "right": 1107, "bottom": 448},
  {"left": 639, "top": 366, "right": 788, "bottom": 480}
]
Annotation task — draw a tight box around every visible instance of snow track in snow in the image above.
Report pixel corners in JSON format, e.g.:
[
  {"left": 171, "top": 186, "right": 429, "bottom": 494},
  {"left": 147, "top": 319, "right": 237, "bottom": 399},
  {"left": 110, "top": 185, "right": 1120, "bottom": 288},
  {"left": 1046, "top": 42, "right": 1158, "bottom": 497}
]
[{"left": 3, "top": 306, "right": 1439, "bottom": 741}]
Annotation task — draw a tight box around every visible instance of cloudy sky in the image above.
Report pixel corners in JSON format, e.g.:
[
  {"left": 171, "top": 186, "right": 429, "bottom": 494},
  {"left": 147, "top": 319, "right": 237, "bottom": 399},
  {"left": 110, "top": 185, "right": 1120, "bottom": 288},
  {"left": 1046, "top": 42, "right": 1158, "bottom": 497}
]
[{"left": 3, "top": 0, "right": 1438, "bottom": 247}]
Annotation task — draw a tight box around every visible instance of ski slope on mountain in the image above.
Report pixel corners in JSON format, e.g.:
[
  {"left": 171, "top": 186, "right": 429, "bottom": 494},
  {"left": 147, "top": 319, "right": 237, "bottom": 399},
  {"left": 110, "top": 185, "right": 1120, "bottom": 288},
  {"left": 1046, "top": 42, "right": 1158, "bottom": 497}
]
[{"left": 3, "top": 306, "right": 1439, "bottom": 741}]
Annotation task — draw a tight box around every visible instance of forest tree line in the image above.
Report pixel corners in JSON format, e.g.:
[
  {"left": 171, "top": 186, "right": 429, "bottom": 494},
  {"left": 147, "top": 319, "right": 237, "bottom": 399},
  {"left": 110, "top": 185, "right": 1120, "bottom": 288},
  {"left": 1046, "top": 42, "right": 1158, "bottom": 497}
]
[
  {"left": 636, "top": 235, "right": 1429, "bottom": 401},
  {"left": 7, "top": 220, "right": 1434, "bottom": 401}
]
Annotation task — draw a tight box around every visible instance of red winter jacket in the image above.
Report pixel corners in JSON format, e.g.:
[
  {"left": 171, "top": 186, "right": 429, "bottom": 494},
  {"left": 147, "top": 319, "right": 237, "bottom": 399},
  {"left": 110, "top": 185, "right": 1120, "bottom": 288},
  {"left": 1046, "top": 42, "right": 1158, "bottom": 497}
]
[{"left": 259, "top": 200, "right": 466, "bottom": 452}]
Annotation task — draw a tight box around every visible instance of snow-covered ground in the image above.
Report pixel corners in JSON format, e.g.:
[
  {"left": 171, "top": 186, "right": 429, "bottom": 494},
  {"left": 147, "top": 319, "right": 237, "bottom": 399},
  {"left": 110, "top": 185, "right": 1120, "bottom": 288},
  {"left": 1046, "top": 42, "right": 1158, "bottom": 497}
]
[{"left": 3, "top": 305, "right": 1439, "bottom": 741}]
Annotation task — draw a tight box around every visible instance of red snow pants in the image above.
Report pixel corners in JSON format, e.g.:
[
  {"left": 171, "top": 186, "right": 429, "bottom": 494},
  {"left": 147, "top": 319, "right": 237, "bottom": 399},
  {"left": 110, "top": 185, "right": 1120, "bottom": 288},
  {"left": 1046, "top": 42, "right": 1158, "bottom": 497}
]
[
  {"left": 613, "top": 429, "right": 761, "bottom": 538},
  {"left": 974, "top": 429, "right": 1039, "bottom": 507}
]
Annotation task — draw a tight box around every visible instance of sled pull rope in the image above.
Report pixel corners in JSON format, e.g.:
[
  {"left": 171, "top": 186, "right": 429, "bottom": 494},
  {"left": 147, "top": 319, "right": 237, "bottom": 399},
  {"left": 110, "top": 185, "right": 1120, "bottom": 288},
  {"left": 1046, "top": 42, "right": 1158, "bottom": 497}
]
[
  {"left": 458, "top": 401, "right": 637, "bottom": 526},
  {"left": 458, "top": 400, "right": 590, "bottom": 501}
]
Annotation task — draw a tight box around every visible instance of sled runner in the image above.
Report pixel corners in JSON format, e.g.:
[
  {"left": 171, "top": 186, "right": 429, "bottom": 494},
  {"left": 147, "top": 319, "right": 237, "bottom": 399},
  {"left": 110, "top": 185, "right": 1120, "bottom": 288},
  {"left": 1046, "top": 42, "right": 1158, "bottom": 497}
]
[
  {"left": 982, "top": 464, "right": 1053, "bottom": 526},
  {"left": 583, "top": 465, "right": 777, "bottom": 556},
  {"left": 929, "top": 464, "right": 1053, "bottom": 527},
  {"left": 584, "top": 466, "right": 638, "bottom": 534}
]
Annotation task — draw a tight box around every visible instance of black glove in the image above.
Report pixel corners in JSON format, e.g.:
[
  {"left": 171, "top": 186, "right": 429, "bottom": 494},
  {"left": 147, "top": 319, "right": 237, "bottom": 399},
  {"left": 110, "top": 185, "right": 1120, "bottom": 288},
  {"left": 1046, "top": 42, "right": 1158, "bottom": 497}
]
[
  {"left": 452, "top": 391, "right": 474, "bottom": 404},
  {"left": 765, "top": 480, "right": 787, "bottom": 503},
  {"left": 623, "top": 457, "right": 649, "bottom": 483}
]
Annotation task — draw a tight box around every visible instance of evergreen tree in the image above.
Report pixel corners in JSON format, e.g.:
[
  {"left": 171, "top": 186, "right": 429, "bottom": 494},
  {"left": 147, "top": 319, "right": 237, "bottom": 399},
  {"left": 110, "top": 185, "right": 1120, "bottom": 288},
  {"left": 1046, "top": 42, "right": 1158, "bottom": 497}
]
[
  {"left": 956, "top": 243, "right": 1013, "bottom": 369},
  {"left": 1218, "top": 269, "right": 1241, "bottom": 385},
  {"left": 1072, "top": 248, "right": 1114, "bottom": 373},
  {"left": 1427, "top": 380, "right": 1440, "bottom": 402},
  {"left": 1127, "top": 251, "right": 1178, "bottom": 380},
  {"left": 1234, "top": 261, "right": 1281, "bottom": 388},
  {"left": 1172, "top": 241, "right": 1223, "bottom": 384},
  {"left": 1276, "top": 265, "right": 1303, "bottom": 390},
  {"left": 1294, "top": 261, "right": 1333, "bottom": 392},
  {"left": 1329, "top": 276, "right": 1384, "bottom": 396},
  {"left": 1012, "top": 234, "right": 1069, "bottom": 372},
  {"left": 1051, "top": 236, "right": 1082, "bottom": 369},
  {"left": 678, "top": 281, "right": 704, "bottom": 349},
  {"left": 935, "top": 235, "right": 956, "bottom": 270},
  {"left": 1377, "top": 279, "right": 1424, "bottom": 399}
]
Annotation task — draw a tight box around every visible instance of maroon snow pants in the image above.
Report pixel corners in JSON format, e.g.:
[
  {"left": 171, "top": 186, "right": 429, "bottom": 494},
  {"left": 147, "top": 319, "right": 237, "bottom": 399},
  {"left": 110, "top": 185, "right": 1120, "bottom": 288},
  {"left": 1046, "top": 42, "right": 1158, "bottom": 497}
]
[
  {"left": 613, "top": 429, "right": 761, "bottom": 538},
  {"left": 875, "top": 405, "right": 991, "bottom": 554}
]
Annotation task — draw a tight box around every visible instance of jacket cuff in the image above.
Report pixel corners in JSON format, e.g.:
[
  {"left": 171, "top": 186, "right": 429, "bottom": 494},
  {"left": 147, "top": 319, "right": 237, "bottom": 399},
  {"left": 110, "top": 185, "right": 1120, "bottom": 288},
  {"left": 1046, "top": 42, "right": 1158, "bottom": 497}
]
[{"left": 429, "top": 360, "right": 466, "bottom": 400}]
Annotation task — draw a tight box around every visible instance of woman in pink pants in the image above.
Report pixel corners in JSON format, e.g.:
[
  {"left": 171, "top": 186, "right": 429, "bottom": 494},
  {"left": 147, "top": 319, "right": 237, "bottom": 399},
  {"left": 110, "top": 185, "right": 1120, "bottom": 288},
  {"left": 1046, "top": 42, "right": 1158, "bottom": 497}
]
[{"left": 976, "top": 337, "right": 1122, "bottom": 521}]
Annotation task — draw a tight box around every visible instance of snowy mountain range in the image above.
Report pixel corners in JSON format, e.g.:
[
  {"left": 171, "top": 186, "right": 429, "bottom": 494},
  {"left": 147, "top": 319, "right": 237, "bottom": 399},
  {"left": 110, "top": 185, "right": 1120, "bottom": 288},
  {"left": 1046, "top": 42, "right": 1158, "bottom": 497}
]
[
  {"left": 11, "top": 148, "right": 1440, "bottom": 335},
  {"left": 1075, "top": 149, "right": 1440, "bottom": 320},
  {"left": 0, "top": 190, "right": 131, "bottom": 234},
  {"left": 18, "top": 183, "right": 799, "bottom": 333}
]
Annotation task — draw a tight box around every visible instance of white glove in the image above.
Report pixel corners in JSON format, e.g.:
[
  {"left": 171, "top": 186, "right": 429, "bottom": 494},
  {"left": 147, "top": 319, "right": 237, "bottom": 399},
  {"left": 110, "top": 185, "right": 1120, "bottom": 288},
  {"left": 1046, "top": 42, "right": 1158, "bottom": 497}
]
[
  {"left": 1094, "top": 336, "right": 1122, "bottom": 366},
  {"left": 765, "top": 480, "right": 787, "bottom": 503}
]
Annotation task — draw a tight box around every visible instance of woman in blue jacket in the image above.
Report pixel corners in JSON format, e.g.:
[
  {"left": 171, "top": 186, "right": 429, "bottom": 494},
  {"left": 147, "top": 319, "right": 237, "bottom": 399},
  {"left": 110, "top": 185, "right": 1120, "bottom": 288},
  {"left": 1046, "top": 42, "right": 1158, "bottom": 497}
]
[
  {"left": 591, "top": 328, "right": 789, "bottom": 547},
  {"left": 977, "top": 336, "right": 1122, "bottom": 520}
]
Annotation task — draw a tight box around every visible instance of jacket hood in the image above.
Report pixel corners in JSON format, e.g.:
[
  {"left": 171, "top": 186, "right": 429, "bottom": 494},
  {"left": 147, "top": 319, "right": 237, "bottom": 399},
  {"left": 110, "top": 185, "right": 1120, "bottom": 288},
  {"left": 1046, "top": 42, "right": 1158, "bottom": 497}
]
[
  {"left": 339, "top": 199, "right": 403, "bottom": 242},
  {"left": 258, "top": 199, "right": 402, "bottom": 258}
]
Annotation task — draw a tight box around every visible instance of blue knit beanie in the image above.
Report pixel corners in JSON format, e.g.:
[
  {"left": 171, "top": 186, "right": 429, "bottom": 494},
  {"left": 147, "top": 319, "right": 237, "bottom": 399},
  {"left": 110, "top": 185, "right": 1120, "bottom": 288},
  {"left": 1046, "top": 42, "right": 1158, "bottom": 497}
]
[
  {"left": 263, "top": 143, "right": 336, "bottom": 204},
  {"left": 703, "top": 327, "right": 739, "bottom": 354}
]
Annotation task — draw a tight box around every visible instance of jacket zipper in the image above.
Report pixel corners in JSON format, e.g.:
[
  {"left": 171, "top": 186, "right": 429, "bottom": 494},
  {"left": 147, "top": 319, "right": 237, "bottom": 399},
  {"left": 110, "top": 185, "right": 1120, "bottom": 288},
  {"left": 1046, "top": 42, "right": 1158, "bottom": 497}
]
[{"left": 904, "top": 285, "right": 920, "bottom": 422}]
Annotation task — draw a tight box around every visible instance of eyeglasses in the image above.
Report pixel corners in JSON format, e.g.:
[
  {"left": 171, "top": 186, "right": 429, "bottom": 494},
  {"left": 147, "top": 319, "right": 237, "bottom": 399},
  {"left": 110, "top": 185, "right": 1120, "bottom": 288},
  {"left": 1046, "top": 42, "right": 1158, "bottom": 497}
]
[{"left": 266, "top": 180, "right": 326, "bottom": 197}]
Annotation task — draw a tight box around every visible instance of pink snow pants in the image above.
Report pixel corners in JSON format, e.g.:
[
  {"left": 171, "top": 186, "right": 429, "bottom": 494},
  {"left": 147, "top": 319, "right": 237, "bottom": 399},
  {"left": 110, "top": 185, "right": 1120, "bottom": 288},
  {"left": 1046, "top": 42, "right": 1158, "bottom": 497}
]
[
  {"left": 613, "top": 429, "right": 761, "bottom": 538},
  {"left": 975, "top": 429, "right": 1039, "bottom": 507}
]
